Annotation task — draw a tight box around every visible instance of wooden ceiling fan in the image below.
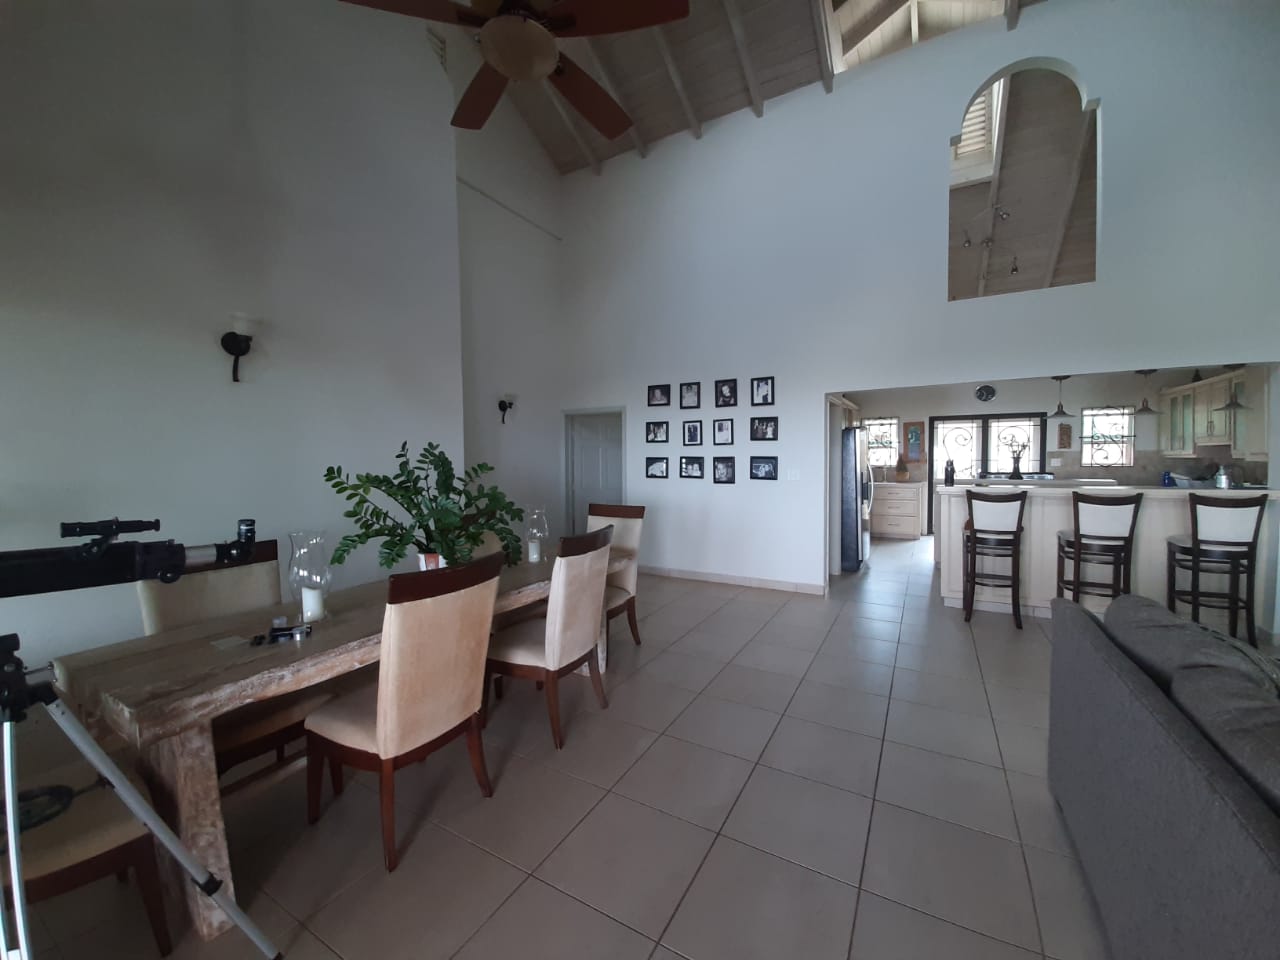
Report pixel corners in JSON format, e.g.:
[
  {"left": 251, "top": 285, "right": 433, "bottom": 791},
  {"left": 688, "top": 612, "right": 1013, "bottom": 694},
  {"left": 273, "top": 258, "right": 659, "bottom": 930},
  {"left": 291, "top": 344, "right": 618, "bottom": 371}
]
[{"left": 344, "top": 0, "right": 690, "bottom": 139}]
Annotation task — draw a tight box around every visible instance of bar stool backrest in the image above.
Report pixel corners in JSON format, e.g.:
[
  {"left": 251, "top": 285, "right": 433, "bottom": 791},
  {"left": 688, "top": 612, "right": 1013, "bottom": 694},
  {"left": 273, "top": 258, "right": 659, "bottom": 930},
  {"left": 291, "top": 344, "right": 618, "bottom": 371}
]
[
  {"left": 966, "top": 490, "right": 1027, "bottom": 534},
  {"left": 1074, "top": 492, "right": 1144, "bottom": 542},
  {"left": 1190, "top": 494, "right": 1268, "bottom": 549}
]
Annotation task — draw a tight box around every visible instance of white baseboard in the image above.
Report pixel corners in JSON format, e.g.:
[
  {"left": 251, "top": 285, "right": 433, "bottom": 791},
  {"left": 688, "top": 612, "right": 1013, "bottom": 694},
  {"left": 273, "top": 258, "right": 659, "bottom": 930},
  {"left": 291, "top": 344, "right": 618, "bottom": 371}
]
[{"left": 639, "top": 565, "right": 826, "bottom": 596}]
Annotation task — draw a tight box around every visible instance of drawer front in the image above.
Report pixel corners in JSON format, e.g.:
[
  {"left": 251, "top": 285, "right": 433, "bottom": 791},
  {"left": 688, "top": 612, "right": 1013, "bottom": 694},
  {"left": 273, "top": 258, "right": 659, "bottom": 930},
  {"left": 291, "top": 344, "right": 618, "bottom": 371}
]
[
  {"left": 871, "top": 514, "right": 919, "bottom": 537},
  {"left": 875, "top": 498, "right": 919, "bottom": 517},
  {"left": 877, "top": 486, "right": 919, "bottom": 501}
]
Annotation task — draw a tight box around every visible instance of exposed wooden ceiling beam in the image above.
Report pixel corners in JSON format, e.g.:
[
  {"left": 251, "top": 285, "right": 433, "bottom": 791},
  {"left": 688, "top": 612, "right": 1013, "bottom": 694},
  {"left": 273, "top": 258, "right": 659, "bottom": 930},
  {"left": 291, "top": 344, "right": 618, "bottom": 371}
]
[
  {"left": 542, "top": 81, "right": 601, "bottom": 175},
  {"left": 807, "top": 0, "right": 836, "bottom": 92},
  {"left": 976, "top": 78, "right": 1009, "bottom": 297},
  {"left": 842, "top": 0, "right": 908, "bottom": 57},
  {"left": 1043, "top": 108, "right": 1096, "bottom": 288},
  {"left": 1005, "top": 0, "right": 1021, "bottom": 30},
  {"left": 909, "top": 0, "right": 920, "bottom": 44},
  {"left": 580, "top": 39, "right": 648, "bottom": 158},
  {"left": 721, "top": 0, "right": 763, "bottom": 118},
  {"left": 653, "top": 28, "right": 702, "bottom": 139}
]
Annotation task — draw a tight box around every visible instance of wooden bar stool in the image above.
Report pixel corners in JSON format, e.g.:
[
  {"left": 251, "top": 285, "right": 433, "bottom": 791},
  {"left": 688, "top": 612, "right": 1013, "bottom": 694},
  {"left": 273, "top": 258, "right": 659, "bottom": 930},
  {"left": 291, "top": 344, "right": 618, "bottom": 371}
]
[
  {"left": 1056, "top": 491, "right": 1144, "bottom": 602},
  {"left": 1166, "top": 493, "right": 1268, "bottom": 646},
  {"left": 963, "top": 489, "right": 1028, "bottom": 629}
]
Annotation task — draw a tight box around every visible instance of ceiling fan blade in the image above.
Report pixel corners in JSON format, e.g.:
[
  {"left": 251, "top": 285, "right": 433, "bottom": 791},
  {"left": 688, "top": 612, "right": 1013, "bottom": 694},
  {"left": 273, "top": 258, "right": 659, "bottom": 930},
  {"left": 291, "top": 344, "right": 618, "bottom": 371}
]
[
  {"left": 341, "top": 0, "right": 488, "bottom": 28},
  {"left": 451, "top": 63, "right": 509, "bottom": 129},
  {"left": 543, "top": 0, "right": 689, "bottom": 37},
  {"left": 548, "top": 53, "right": 632, "bottom": 140}
]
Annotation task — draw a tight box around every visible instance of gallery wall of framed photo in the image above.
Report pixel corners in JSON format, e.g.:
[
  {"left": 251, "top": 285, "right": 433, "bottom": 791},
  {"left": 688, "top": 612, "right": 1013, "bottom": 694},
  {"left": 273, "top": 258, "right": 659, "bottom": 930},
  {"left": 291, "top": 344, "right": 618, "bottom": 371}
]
[{"left": 645, "top": 377, "right": 778, "bottom": 484}]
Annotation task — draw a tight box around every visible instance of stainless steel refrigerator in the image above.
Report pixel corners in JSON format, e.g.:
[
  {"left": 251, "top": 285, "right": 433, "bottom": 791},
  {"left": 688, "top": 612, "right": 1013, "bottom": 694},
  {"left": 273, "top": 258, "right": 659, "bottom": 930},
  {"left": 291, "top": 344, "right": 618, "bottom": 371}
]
[{"left": 840, "top": 426, "right": 874, "bottom": 573}]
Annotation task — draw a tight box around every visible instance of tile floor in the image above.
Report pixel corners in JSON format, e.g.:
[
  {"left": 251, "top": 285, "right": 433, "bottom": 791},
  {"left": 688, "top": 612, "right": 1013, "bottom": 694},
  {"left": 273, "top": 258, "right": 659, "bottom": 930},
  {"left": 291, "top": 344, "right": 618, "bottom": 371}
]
[{"left": 26, "top": 538, "right": 1112, "bottom": 960}]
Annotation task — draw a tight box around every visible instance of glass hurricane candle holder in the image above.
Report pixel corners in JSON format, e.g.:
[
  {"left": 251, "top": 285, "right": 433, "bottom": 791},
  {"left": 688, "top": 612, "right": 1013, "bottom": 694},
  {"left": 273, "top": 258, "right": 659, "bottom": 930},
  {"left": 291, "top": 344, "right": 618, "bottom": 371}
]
[{"left": 288, "top": 530, "right": 331, "bottom": 623}]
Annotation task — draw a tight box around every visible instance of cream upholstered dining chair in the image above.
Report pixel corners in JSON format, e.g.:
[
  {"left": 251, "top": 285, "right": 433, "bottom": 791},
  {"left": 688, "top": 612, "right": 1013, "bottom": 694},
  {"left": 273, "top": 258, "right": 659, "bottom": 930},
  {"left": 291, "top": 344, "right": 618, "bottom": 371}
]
[
  {"left": 304, "top": 553, "right": 504, "bottom": 872},
  {"left": 136, "top": 540, "right": 333, "bottom": 776},
  {"left": 484, "top": 526, "right": 614, "bottom": 750},
  {"left": 587, "top": 504, "right": 645, "bottom": 645}
]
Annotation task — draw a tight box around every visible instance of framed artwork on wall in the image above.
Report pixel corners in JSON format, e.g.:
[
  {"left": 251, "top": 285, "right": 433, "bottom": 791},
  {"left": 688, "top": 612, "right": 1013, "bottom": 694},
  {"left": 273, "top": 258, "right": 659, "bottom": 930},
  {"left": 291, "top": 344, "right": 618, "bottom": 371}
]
[
  {"left": 750, "top": 376, "right": 775, "bottom": 406},
  {"left": 680, "top": 456, "right": 704, "bottom": 479},
  {"left": 715, "top": 379, "right": 738, "bottom": 407},
  {"left": 713, "top": 419, "right": 734, "bottom": 445},
  {"left": 683, "top": 420, "right": 703, "bottom": 445},
  {"left": 646, "top": 421, "right": 669, "bottom": 443},
  {"left": 903, "top": 420, "right": 925, "bottom": 462},
  {"left": 646, "top": 457, "right": 668, "bottom": 478},
  {"left": 713, "top": 457, "right": 735, "bottom": 484},
  {"left": 1057, "top": 422, "right": 1073, "bottom": 450},
  {"left": 648, "top": 384, "right": 671, "bottom": 406},
  {"left": 750, "top": 417, "right": 778, "bottom": 441},
  {"left": 680, "top": 382, "right": 701, "bottom": 409},
  {"left": 750, "top": 456, "right": 778, "bottom": 480}
]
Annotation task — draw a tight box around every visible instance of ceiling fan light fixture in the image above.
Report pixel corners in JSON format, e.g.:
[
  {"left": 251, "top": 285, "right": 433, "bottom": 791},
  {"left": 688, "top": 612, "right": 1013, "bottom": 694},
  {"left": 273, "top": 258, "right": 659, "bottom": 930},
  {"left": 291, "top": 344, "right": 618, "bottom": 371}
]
[{"left": 479, "top": 15, "right": 559, "bottom": 81}]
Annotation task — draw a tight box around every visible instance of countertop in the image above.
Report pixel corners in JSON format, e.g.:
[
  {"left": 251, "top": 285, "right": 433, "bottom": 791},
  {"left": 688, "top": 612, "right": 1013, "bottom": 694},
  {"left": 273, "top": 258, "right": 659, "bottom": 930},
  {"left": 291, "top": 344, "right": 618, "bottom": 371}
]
[{"left": 936, "top": 484, "right": 1275, "bottom": 497}]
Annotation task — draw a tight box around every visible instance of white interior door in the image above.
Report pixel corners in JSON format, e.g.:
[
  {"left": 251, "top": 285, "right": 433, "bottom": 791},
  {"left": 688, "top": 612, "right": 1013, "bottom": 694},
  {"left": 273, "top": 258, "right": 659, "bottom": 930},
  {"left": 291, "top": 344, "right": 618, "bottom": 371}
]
[{"left": 565, "top": 412, "right": 624, "bottom": 534}]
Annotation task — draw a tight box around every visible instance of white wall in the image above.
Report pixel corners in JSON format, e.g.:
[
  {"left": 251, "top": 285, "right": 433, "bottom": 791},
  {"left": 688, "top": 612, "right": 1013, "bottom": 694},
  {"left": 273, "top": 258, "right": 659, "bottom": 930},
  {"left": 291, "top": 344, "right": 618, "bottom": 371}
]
[
  {"left": 0, "top": 0, "right": 465, "bottom": 663},
  {"left": 555, "top": 0, "right": 1280, "bottom": 592}
]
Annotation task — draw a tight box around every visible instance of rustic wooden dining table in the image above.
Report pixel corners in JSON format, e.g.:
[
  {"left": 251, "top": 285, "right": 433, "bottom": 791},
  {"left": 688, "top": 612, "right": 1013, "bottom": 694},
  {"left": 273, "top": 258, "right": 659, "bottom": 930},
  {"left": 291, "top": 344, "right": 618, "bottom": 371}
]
[{"left": 51, "top": 549, "right": 631, "bottom": 941}]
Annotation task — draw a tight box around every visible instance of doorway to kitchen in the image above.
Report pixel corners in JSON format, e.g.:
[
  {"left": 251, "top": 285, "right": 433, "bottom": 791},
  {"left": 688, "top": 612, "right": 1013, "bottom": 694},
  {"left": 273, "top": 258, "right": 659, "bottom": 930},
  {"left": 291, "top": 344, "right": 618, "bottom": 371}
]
[{"left": 564, "top": 411, "right": 624, "bottom": 535}]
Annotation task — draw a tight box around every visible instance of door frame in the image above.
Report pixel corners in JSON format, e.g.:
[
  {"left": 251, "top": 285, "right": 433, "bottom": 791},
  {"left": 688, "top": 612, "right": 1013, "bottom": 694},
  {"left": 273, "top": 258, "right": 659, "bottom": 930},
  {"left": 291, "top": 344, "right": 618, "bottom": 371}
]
[{"left": 563, "top": 407, "right": 627, "bottom": 535}]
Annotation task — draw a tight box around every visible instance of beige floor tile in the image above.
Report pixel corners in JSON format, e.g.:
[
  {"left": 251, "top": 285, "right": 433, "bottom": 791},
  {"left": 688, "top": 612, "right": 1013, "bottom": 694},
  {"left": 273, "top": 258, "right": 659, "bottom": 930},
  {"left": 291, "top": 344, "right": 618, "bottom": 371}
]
[
  {"left": 663, "top": 838, "right": 857, "bottom": 960},
  {"left": 731, "top": 637, "right": 816, "bottom": 677},
  {"left": 759, "top": 716, "right": 882, "bottom": 797},
  {"left": 896, "top": 618, "right": 974, "bottom": 648},
  {"left": 453, "top": 878, "right": 654, "bottom": 960},
  {"left": 830, "top": 616, "right": 901, "bottom": 643},
  {"left": 1025, "top": 846, "right": 1112, "bottom": 960},
  {"left": 638, "top": 649, "right": 727, "bottom": 691},
  {"left": 996, "top": 720, "right": 1050, "bottom": 777},
  {"left": 862, "top": 803, "right": 1040, "bottom": 951},
  {"left": 723, "top": 765, "right": 872, "bottom": 883},
  {"left": 843, "top": 601, "right": 904, "bottom": 623},
  {"left": 820, "top": 634, "right": 899, "bottom": 666},
  {"left": 986, "top": 682, "right": 1051, "bottom": 729},
  {"left": 752, "top": 619, "right": 830, "bottom": 651},
  {"left": 875, "top": 741, "right": 1018, "bottom": 840},
  {"left": 666, "top": 694, "right": 781, "bottom": 761},
  {"left": 536, "top": 794, "right": 714, "bottom": 938},
  {"left": 670, "top": 629, "right": 753, "bottom": 663},
  {"left": 890, "top": 666, "right": 990, "bottom": 718},
  {"left": 1007, "top": 771, "right": 1076, "bottom": 856},
  {"left": 893, "top": 643, "right": 983, "bottom": 680},
  {"left": 614, "top": 735, "right": 754, "bottom": 830},
  {"left": 850, "top": 892, "right": 1039, "bottom": 960},
  {"left": 703, "top": 663, "right": 801, "bottom": 712},
  {"left": 435, "top": 756, "right": 604, "bottom": 869},
  {"left": 786, "top": 680, "right": 889, "bottom": 738},
  {"left": 601, "top": 674, "right": 699, "bottom": 732},
  {"left": 307, "top": 823, "right": 524, "bottom": 960},
  {"left": 806, "top": 651, "right": 895, "bottom": 696},
  {"left": 885, "top": 699, "right": 1002, "bottom": 767},
  {"left": 521, "top": 712, "right": 657, "bottom": 788}
]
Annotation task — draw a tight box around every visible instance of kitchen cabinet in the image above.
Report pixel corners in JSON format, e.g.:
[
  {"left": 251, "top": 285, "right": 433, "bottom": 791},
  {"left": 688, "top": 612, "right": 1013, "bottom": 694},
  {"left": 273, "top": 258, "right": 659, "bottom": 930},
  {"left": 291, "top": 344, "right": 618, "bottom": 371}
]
[
  {"left": 1163, "top": 387, "right": 1195, "bottom": 457},
  {"left": 1193, "top": 379, "right": 1232, "bottom": 446},
  {"left": 871, "top": 483, "right": 926, "bottom": 539},
  {"left": 1161, "top": 368, "right": 1270, "bottom": 461},
  {"left": 1230, "top": 368, "right": 1270, "bottom": 461}
]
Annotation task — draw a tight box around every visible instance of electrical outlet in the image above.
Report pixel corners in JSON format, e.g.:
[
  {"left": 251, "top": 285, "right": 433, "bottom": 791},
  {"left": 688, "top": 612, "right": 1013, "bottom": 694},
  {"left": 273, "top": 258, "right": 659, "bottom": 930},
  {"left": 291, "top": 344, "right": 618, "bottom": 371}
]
[
  {"left": 1050, "top": 457, "right": 1062, "bottom": 467},
  {"left": 787, "top": 469, "right": 800, "bottom": 482}
]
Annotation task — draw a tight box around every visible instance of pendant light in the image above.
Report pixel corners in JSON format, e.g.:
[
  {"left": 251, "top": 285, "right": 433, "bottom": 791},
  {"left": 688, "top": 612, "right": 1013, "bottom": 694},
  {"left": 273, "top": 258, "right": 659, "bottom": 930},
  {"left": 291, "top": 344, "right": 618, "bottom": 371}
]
[
  {"left": 1049, "top": 375, "right": 1074, "bottom": 419},
  {"left": 1214, "top": 364, "right": 1249, "bottom": 412},
  {"left": 1134, "top": 369, "right": 1159, "bottom": 417}
]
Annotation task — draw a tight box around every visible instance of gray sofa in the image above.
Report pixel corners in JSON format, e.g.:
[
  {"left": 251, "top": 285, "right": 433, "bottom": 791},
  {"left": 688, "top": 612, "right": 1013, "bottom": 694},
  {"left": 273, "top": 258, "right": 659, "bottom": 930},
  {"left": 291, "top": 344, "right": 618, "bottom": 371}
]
[{"left": 1049, "top": 595, "right": 1280, "bottom": 960}]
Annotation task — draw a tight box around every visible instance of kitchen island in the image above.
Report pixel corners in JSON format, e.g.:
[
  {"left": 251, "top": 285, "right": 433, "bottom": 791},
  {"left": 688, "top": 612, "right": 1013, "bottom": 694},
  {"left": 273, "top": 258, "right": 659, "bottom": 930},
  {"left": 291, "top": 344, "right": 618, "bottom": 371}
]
[{"left": 936, "top": 484, "right": 1280, "bottom": 626}]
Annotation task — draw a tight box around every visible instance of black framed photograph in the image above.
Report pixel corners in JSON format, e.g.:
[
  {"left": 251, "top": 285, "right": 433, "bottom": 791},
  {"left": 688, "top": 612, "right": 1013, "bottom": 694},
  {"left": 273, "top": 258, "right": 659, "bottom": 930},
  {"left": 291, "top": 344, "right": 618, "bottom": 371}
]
[
  {"left": 646, "top": 457, "right": 668, "bottom": 479},
  {"left": 714, "top": 379, "right": 738, "bottom": 407},
  {"left": 683, "top": 420, "right": 703, "bottom": 446},
  {"left": 680, "top": 381, "right": 701, "bottom": 409},
  {"left": 648, "top": 384, "right": 671, "bottom": 406},
  {"left": 750, "top": 416, "right": 778, "bottom": 441},
  {"left": 713, "top": 418, "right": 734, "bottom": 445},
  {"left": 750, "top": 376, "right": 775, "bottom": 406},
  {"left": 680, "top": 456, "right": 704, "bottom": 479},
  {"left": 646, "top": 420, "right": 669, "bottom": 443},
  {"left": 713, "top": 457, "right": 735, "bottom": 484},
  {"left": 750, "top": 456, "right": 778, "bottom": 480}
]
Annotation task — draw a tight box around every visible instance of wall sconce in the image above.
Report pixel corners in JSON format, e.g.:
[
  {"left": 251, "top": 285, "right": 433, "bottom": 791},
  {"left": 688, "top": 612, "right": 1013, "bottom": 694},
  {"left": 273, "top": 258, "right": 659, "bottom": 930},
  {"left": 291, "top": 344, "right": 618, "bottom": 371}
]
[
  {"left": 498, "top": 394, "right": 516, "bottom": 423},
  {"left": 220, "top": 313, "right": 258, "bottom": 383}
]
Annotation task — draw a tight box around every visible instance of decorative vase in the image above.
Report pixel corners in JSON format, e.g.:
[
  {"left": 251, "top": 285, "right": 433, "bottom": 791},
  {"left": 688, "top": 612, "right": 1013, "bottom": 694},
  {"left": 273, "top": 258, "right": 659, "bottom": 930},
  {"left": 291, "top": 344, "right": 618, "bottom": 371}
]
[
  {"left": 1009, "top": 454, "right": 1024, "bottom": 481},
  {"left": 894, "top": 457, "right": 910, "bottom": 482},
  {"left": 288, "top": 530, "right": 331, "bottom": 623},
  {"left": 526, "top": 508, "right": 550, "bottom": 563}
]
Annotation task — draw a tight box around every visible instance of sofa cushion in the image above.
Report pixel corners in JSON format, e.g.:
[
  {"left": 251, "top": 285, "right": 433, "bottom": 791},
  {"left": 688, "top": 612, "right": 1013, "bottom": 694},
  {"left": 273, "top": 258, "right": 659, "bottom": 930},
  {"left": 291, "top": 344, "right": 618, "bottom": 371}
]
[
  {"left": 1104, "top": 595, "right": 1221, "bottom": 691},
  {"left": 1171, "top": 647, "right": 1280, "bottom": 816}
]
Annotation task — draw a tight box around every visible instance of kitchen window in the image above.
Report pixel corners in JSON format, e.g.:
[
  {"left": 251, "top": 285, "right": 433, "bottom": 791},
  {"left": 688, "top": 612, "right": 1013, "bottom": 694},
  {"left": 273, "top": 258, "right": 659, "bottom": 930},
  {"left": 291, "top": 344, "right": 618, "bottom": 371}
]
[
  {"left": 864, "top": 417, "right": 899, "bottom": 468},
  {"left": 929, "top": 413, "right": 1048, "bottom": 478},
  {"left": 1081, "top": 406, "right": 1136, "bottom": 467}
]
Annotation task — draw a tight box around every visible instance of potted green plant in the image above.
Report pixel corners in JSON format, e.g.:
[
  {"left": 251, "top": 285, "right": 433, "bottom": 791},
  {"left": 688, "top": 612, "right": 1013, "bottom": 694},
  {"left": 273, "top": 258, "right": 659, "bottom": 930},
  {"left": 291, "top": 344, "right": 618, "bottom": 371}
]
[{"left": 324, "top": 442, "right": 525, "bottom": 570}]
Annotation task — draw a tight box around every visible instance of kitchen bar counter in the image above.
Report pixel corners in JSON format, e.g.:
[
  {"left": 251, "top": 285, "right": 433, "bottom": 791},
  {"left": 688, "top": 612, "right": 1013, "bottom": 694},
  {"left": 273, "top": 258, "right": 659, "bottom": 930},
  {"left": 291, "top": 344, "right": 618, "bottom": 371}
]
[{"left": 935, "top": 485, "right": 1279, "bottom": 626}]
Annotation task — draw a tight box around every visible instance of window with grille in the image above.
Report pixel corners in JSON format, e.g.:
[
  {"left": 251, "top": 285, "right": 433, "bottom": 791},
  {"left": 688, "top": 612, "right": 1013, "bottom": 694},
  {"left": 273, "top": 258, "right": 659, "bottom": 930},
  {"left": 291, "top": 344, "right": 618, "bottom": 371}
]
[
  {"left": 864, "top": 417, "right": 899, "bottom": 468},
  {"left": 933, "top": 418, "right": 983, "bottom": 481},
  {"left": 988, "top": 417, "right": 1044, "bottom": 474},
  {"left": 930, "top": 414, "right": 1047, "bottom": 478},
  {"left": 1081, "top": 406, "right": 1136, "bottom": 467}
]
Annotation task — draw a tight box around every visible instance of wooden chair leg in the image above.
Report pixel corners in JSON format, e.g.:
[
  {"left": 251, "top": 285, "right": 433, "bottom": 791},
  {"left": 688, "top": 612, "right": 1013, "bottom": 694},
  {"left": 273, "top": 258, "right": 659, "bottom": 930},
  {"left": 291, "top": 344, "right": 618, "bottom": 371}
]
[
  {"left": 544, "top": 672, "right": 563, "bottom": 749},
  {"left": 626, "top": 596, "right": 641, "bottom": 645},
  {"left": 1245, "top": 560, "right": 1257, "bottom": 648},
  {"left": 466, "top": 714, "right": 493, "bottom": 797},
  {"left": 1011, "top": 540, "right": 1024, "bottom": 630},
  {"left": 588, "top": 651, "right": 609, "bottom": 709},
  {"left": 1055, "top": 547, "right": 1065, "bottom": 600},
  {"left": 1167, "top": 547, "right": 1176, "bottom": 612},
  {"left": 306, "top": 732, "right": 324, "bottom": 825},
  {"left": 1071, "top": 548, "right": 1082, "bottom": 604},
  {"left": 133, "top": 839, "right": 173, "bottom": 957},
  {"left": 1228, "top": 560, "right": 1240, "bottom": 638},
  {"left": 115, "top": 868, "right": 129, "bottom": 883},
  {"left": 330, "top": 755, "right": 345, "bottom": 797},
  {"left": 962, "top": 539, "right": 975, "bottom": 623},
  {"left": 493, "top": 676, "right": 504, "bottom": 701},
  {"left": 536, "top": 681, "right": 544, "bottom": 691},
  {"left": 379, "top": 759, "right": 398, "bottom": 872},
  {"left": 480, "top": 663, "right": 493, "bottom": 727},
  {"left": 276, "top": 744, "right": 286, "bottom": 763},
  {"left": 1190, "top": 556, "right": 1201, "bottom": 623}
]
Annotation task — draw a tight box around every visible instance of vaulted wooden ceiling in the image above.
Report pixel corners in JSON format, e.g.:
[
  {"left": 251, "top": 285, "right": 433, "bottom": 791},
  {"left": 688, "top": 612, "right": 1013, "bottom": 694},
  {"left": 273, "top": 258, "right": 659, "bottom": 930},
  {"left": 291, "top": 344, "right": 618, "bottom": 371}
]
[{"left": 447, "top": 0, "right": 1032, "bottom": 174}]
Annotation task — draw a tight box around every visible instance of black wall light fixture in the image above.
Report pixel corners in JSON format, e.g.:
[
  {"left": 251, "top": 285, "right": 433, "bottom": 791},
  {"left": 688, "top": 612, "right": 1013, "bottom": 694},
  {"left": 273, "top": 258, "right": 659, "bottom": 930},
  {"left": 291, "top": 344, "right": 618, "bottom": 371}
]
[{"left": 220, "top": 314, "right": 257, "bottom": 383}]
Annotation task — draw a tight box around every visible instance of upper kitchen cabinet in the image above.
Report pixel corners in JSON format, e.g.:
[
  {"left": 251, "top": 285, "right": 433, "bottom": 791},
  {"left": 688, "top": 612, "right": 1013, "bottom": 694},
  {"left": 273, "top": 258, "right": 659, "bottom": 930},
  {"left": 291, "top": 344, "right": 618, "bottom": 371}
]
[
  {"left": 1163, "top": 386, "right": 1196, "bottom": 457},
  {"left": 1161, "top": 368, "right": 1270, "bottom": 461},
  {"left": 1229, "top": 367, "right": 1270, "bottom": 461},
  {"left": 1193, "top": 379, "right": 1232, "bottom": 446}
]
